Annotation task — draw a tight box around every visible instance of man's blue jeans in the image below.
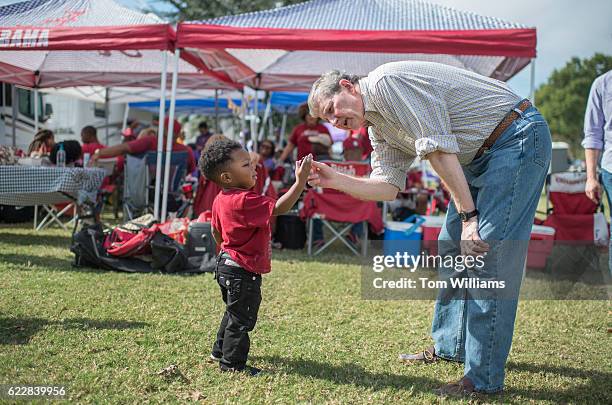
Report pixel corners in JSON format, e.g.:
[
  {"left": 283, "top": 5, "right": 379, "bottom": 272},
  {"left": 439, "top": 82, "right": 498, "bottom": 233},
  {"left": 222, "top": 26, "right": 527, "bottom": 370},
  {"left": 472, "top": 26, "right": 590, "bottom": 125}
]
[
  {"left": 599, "top": 168, "right": 612, "bottom": 274},
  {"left": 432, "top": 105, "right": 552, "bottom": 393}
]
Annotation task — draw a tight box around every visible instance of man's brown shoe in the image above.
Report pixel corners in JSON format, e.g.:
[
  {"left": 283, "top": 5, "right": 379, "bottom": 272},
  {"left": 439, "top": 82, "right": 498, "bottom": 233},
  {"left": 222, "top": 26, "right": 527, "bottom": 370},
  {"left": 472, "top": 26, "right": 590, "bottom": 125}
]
[
  {"left": 433, "top": 376, "right": 486, "bottom": 399},
  {"left": 398, "top": 346, "right": 439, "bottom": 363}
]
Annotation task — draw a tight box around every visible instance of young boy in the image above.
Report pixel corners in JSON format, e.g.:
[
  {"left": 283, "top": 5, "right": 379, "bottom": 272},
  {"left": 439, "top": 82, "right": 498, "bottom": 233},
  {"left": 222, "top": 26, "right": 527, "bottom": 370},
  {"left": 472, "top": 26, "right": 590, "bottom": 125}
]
[{"left": 199, "top": 138, "right": 312, "bottom": 376}]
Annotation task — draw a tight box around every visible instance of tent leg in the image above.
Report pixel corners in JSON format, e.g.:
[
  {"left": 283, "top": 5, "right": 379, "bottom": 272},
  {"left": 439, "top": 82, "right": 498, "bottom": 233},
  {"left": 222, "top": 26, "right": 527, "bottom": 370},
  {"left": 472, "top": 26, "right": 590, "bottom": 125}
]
[
  {"left": 34, "top": 89, "right": 39, "bottom": 133},
  {"left": 251, "top": 90, "right": 259, "bottom": 152},
  {"left": 279, "top": 109, "right": 287, "bottom": 146},
  {"left": 529, "top": 58, "right": 536, "bottom": 105},
  {"left": 161, "top": 49, "right": 180, "bottom": 222},
  {"left": 104, "top": 87, "right": 110, "bottom": 144},
  {"left": 154, "top": 51, "right": 168, "bottom": 221},
  {"left": 122, "top": 104, "right": 130, "bottom": 132},
  {"left": 240, "top": 90, "right": 247, "bottom": 143},
  {"left": 214, "top": 89, "right": 219, "bottom": 133},
  {"left": 11, "top": 85, "right": 17, "bottom": 147}
]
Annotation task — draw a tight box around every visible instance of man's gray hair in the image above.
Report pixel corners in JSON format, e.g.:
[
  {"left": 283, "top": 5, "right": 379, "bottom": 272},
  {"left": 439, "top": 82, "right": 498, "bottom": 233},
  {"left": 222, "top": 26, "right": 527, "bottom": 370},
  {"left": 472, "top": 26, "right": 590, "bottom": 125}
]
[{"left": 308, "top": 70, "right": 361, "bottom": 117}]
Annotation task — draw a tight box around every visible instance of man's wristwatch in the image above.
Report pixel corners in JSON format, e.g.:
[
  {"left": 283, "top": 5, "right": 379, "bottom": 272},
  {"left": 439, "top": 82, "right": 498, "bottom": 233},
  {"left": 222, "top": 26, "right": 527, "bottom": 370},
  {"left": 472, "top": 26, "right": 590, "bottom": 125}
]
[{"left": 459, "top": 209, "right": 479, "bottom": 222}]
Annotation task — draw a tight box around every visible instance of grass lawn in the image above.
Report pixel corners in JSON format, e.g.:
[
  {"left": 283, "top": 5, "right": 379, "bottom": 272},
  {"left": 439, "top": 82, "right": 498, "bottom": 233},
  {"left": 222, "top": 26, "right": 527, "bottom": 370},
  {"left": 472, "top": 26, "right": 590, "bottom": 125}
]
[{"left": 0, "top": 223, "right": 611, "bottom": 404}]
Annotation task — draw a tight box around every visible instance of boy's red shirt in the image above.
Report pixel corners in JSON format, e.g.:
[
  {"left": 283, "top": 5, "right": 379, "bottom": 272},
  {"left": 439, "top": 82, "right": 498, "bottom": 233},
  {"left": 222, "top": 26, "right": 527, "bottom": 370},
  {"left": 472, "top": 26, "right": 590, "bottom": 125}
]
[{"left": 211, "top": 189, "right": 276, "bottom": 274}]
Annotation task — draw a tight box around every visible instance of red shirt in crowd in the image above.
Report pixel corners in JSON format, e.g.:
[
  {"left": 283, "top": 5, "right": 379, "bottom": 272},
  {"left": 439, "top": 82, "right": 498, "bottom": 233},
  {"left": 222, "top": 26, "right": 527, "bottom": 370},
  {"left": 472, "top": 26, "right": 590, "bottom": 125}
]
[
  {"left": 81, "top": 142, "right": 106, "bottom": 156},
  {"left": 127, "top": 135, "right": 196, "bottom": 173},
  {"left": 211, "top": 189, "right": 276, "bottom": 274},
  {"left": 348, "top": 127, "right": 373, "bottom": 160},
  {"left": 289, "top": 123, "right": 331, "bottom": 160}
]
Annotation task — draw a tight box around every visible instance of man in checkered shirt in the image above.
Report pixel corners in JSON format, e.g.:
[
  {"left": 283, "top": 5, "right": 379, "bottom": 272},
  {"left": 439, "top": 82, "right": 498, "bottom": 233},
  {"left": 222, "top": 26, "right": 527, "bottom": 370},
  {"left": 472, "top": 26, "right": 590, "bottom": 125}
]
[{"left": 308, "top": 61, "right": 552, "bottom": 398}]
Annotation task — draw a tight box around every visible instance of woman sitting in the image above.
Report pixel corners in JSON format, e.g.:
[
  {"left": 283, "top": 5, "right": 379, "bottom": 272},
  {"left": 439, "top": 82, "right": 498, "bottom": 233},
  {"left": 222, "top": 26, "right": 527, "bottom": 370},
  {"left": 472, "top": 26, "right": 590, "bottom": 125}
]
[{"left": 27, "top": 129, "right": 55, "bottom": 158}]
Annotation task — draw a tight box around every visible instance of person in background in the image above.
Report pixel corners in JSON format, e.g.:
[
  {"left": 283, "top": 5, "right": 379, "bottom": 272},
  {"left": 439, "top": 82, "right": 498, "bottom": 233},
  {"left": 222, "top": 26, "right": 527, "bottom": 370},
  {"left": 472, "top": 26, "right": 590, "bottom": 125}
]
[
  {"left": 121, "top": 119, "right": 141, "bottom": 142},
  {"left": 80, "top": 125, "right": 105, "bottom": 156},
  {"left": 278, "top": 103, "right": 332, "bottom": 162},
  {"left": 196, "top": 121, "right": 213, "bottom": 152},
  {"left": 342, "top": 132, "right": 366, "bottom": 162},
  {"left": 27, "top": 129, "right": 55, "bottom": 158},
  {"left": 310, "top": 138, "right": 333, "bottom": 162},
  {"left": 583, "top": 69, "right": 612, "bottom": 274},
  {"left": 136, "top": 127, "right": 158, "bottom": 140},
  {"left": 258, "top": 139, "right": 276, "bottom": 172},
  {"left": 90, "top": 118, "right": 195, "bottom": 174},
  {"left": 347, "top": 126, "right": 373, "bottom": 160}
]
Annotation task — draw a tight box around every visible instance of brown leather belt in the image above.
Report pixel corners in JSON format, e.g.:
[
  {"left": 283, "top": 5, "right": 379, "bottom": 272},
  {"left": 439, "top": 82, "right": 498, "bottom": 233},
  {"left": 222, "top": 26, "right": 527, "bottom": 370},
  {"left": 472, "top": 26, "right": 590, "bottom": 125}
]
[{"left": 474, "top": 99, "right": 532, "bottom": 160}]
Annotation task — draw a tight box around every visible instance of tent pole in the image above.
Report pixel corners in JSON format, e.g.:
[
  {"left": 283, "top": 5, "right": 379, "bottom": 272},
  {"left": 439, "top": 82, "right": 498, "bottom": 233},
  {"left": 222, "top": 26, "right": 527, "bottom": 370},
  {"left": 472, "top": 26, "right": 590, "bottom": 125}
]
[
  {"left": 529, "top": 58, "right": 536, "bottom": 105},
  {"left": 279, "top": 108, "right": 287, "bottom": 146},
  {"left": 104, "top": 87, "right": 110, "bottom": 144},
  {"left": 214, "top": 89, "right": 219, "bottom": 133},
  {"left": 1, "top": 83, "right": 5, "bottom": 144},
  {"left": 33, "top": 89, "right": 39, "bottom": 133},
  {"left": 154, "top": 51, "right": 168, "bottom": 220},
  {"left": 122, "top": 104, "right": 130, "bottom": 132},
  {"left": 258, "top": 91, "right": 271, "bottom": 142},
  {"left": 240, "top": 90, "right": 246, "bottom": 143},
  {"left": 11, "top": 85, "right": 17, "bottom": 147},
  {"left": 251, "top": 90, "right": 259, "bottom": 152},
  {"left": 161, "top": 49, "right": 180, "bottom": 222}
]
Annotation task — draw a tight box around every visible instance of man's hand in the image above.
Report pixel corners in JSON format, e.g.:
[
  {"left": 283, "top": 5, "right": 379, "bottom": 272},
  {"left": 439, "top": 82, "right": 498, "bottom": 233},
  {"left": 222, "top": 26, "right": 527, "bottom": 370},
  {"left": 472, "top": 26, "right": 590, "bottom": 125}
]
[
  {"left": 89, "top": 150, "right": 100, "bottom": 166},
  {"left": 307, "top": 160, "right": 338, "bottom": 188},
  {"left": 295, "top": 154, "right": 313, "bottom": 186},
  {"left": 460, "top": 217, "right": 489, "bottom": 258},
  {"left": 585, "top": 177, "right": 602, "bottom": 204}
]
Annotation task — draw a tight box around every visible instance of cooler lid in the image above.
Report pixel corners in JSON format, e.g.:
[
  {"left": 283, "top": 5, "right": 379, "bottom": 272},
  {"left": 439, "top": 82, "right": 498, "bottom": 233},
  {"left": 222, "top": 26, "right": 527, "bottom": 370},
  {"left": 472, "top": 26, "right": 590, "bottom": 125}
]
[
  {"left": 422, "top": 215, "right": 446, "bottom": 227},
  {"left": 531, "top": 224, "right": 555, "bottom": 235},
  {"left": 385, "top": 221, "right": 422, "bottom": 233}
]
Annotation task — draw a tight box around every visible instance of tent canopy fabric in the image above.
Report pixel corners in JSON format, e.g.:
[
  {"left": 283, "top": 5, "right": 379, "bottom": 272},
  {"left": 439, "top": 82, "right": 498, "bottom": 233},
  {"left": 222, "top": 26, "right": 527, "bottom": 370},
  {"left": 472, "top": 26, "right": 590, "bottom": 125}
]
[
  {"left": 41, "top": 86, "right": 233, "bottom": 104},
  {"left": 0, "top": 0, "right": 236, "bottom": 89},
  {"left": 0, "top": 0, "right": 172, "bottom": 50},
  {"left": 177, "top": 0, "right": 536, "bottom": 91},
  {"left": 129, "top": 91, "right": 308, "bottom": 115}
]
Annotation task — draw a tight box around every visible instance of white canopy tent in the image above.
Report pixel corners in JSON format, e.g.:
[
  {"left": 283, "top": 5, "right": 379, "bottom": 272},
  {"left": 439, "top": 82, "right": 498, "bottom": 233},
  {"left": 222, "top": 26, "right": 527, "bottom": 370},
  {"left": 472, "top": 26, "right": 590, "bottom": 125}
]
[{"left": 0, "top": 0, "right": 238, "bottom": 220}]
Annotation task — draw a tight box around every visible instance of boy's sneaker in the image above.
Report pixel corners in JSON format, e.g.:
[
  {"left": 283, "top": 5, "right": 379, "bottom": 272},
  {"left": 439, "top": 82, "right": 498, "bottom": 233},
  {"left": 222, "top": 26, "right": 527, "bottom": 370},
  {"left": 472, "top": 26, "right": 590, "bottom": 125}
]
[
  {"left": 220, "top": 364, "right": 264, "bottom": 377},
  {"left": 209, "top": 354, "right": 221, "bottom": 362}
]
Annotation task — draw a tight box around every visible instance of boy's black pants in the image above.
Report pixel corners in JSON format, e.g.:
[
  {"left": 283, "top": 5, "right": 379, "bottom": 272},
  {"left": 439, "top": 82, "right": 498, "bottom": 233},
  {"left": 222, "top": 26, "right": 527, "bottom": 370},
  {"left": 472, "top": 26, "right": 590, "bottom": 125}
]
[{"left": 212, "top": 257, "right": 262, "bottom": 371}]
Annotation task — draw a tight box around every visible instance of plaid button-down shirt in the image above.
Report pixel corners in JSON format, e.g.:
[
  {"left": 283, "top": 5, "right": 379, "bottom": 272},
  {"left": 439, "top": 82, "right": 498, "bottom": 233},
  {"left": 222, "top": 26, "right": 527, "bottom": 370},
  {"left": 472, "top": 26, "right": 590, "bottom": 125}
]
[{"left": 360, "top": 61, "right": 521, "bottom": 190}]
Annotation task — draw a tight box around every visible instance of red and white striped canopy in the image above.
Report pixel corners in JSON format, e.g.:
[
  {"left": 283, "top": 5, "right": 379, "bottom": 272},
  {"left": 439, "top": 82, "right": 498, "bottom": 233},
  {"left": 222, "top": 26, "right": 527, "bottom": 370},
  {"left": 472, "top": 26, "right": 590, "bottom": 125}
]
[
  {"left": 177, "top": 0, "right": 536, "bottom": 91},
  {"left": 0, "top": 0, "right": 236, "bottom": 89}
]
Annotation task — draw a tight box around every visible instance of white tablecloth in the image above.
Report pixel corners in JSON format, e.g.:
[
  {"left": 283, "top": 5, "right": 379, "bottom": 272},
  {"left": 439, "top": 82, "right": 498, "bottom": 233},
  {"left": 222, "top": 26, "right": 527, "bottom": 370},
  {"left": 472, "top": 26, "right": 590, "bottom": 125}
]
[{"left": 0, "top": 166, "right": 106, "bottom": 206}]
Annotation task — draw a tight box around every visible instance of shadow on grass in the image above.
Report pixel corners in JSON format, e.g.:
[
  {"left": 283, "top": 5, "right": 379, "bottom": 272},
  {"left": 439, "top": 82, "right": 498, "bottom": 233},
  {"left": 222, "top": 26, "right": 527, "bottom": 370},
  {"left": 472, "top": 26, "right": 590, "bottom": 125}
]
[
  {"left": 505, "top": 361, "right": 612, "bottom": 403},
  {"left": 0, "top": 316, "right": 149, "bottom": 345},
  {"left": 0, "top": 252, "right": 105, "bottom": 274},
  {"left": 255, "top": 354, "right": 441, "bottom": 394},
  {"left": 0, "top": 231, "right": 72, "bottom": 248}
]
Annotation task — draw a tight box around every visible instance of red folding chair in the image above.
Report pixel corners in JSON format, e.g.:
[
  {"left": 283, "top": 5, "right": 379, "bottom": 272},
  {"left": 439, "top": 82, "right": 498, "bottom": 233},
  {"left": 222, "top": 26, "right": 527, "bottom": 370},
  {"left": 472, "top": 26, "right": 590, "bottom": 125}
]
[
  {"left": 300, "top": 161, "right": 383, "bottom": 256},
  {"left": 543, "top": 172, "right": 607, "bottom": 242}
]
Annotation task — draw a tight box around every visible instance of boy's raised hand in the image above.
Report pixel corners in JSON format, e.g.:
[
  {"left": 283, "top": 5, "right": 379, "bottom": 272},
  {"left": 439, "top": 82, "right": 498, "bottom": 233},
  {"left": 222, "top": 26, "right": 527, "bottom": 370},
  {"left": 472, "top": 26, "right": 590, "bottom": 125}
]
[{"left": 295, "top": 154, "right": 313, "bottom": 186}]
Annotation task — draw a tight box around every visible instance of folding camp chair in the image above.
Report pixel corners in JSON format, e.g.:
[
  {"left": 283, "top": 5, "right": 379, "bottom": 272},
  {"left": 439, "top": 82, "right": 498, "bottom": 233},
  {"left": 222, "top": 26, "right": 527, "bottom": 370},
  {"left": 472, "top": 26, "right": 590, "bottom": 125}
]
[
  {"left": 122, "top": 153, "right": 148, "bottom": 220},
  {"left": 144, "top": 151, "right": 190, "bottom": 217},
  {"left": 34, "top": 202, "right": 76, "bottom": 231},
  {"left": 301, "top": 161, "right": 381, "bottom": 256},
  {"left": 543, "top": 171, "right": 607, "bottom": 241}
]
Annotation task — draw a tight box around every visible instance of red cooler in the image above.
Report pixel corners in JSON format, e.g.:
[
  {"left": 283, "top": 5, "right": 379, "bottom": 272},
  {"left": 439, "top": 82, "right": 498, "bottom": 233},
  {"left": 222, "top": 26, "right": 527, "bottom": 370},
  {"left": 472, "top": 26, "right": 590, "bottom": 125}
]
[
  {"left": 527, "top": 224, "right": 555, "bottom": 269},
  {"left": 422, "top": 215, "right": 446, "bottom": 255}
]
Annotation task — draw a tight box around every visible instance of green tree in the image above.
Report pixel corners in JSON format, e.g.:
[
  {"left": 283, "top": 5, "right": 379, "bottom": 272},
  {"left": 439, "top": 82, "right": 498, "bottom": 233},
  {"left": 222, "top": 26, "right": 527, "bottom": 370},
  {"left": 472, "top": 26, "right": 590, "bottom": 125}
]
[
  {"left": 535, "top": 53, "right": 612, "bottom": 155},
  {"left": 155, "top": 0, "right": 304, "bottom": 21}
]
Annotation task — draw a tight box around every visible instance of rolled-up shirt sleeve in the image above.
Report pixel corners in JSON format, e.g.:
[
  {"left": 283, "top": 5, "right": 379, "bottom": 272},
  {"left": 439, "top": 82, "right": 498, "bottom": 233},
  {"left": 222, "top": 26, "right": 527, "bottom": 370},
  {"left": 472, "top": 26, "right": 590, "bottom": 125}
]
[
  {"left": 372, "top": 75, "right": 459, "bottom": 159},
  {"left": 369, "top": 127, "right": 413, "bottom": 191},
  {"left": 582, "top": 78, "right": 605, "bottom": 150}
]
